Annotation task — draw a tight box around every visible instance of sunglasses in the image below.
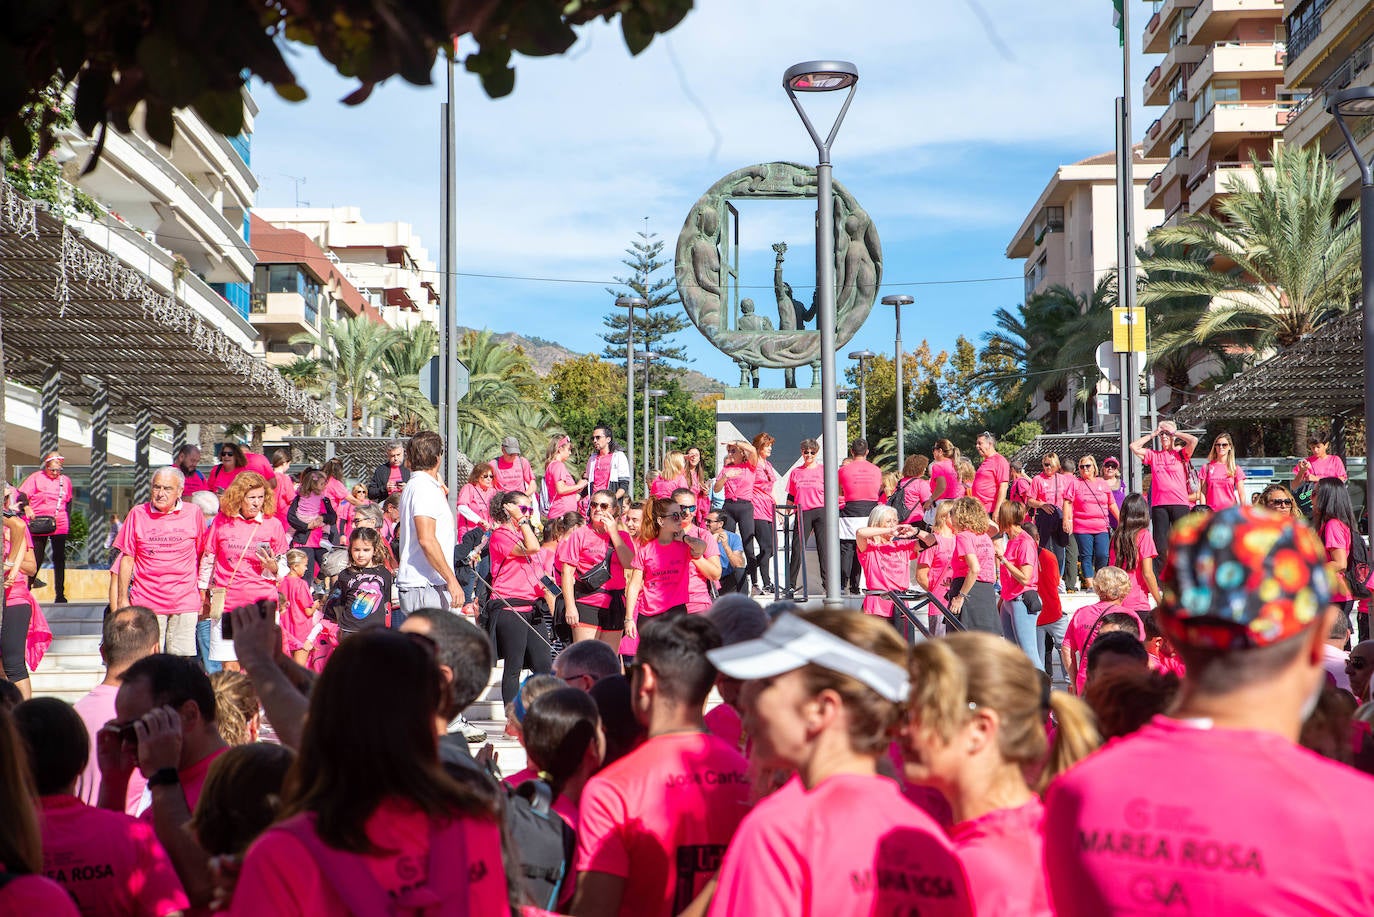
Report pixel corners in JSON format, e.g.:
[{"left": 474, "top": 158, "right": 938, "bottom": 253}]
[
  {"left": 518, "top": 505, "right": 533, "bottom": 515},
  {"left": 1042, "top": 463, "right": 1054, "bottom": 468},
  {"left": 1267, "top": 498, "right": 1293, "bottom": 508},
  {"left": 220, "top": 452, "right": 234, "bottom": 458},
  {"left": 591, "top": 501, "right": 613, "bottom": 510},
  {"left": 678, "top": 504, "right": 696, "bottom": 513},
  {"left": 801, "top": 449, "right": 817, "bottom": 455},
  {"left": 662, "top": 511, "right": 688, "bottom": 521},
  {"left": 480, "top": 473, "right": 493, "bottom": 479},
  {"left": 1350, "top": 657, "right": 1370, "bottom": 670},
  {"left": 1078, "top": 464, "right": 1093, "bottom": 469},
  {"left": 1217, "top": 443, "right": 1231, "bottom": 449}
]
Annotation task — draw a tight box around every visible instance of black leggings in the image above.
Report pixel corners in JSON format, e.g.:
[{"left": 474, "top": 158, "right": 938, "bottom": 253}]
[
  {"left": 788, "top": 508, "right": 826, "bottom": 592},
  {"left": 492, "top": 604, "right": 552, "bottom": 703},
  {"left": 1, "top": 601, "right": 32, "bottom": 681},
  {"left": 31, "top": 533, "right": 67, "bottom": 598},
  {"left": 297, "top": 546, "right": 325, "bottom": 584},
  {"left": 1150, "top": 505, "right": 1190, "bottom": 574},
  {"left": 723, "top": 499, "right": 756, "bottom": 583},
  {"left": 746, "top": 512, "right": 776, "bottom": 589}
]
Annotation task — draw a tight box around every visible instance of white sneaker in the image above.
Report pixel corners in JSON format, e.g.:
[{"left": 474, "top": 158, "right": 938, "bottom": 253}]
[{"left": 448, "top": 714, "right": 488, "bottom": 744}]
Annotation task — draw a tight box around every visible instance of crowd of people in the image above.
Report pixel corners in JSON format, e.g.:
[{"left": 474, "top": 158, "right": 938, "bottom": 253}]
[{"left": 0, "top": 421, "right": 1371, "bottom": 916}]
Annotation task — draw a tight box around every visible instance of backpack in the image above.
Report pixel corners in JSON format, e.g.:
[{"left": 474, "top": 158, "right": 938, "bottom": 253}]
[
  {"left": 887, "top": 477, "right": 915, "bottom": 520},
  {"left": 505, "top": 779, "right": 577, "bottom": 911},
  {"left": 1347, "top": 534, "right": 1372, "bottom": 600},
  {"left": 536, "top": 477, "right": 552, "bottom": 518}
]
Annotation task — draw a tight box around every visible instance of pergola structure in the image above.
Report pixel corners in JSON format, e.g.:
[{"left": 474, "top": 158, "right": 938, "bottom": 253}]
[
  {"left": 1173, "top": 310, "right": 1366, "bottom": 429},
  {"left": 0, "top": 181, "right": 338, "bottom": 554},
  {"left": 1010, "top": 433, "right": 1127, "bottom": 470},
  {"left": 284, "top": 435, "right": 473, "bottom": 483}
]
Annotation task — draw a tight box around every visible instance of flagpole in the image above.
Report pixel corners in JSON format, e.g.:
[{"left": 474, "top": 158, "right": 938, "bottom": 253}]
[{"left": 1116, "top": 0, "right": 1144, "bottom": 493}]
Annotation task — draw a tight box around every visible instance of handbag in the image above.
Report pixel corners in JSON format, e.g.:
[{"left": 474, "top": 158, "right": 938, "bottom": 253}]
[
  {"left": 574, "top": 546, "right": 614, "bottom": 596},
  {"left": 29, "top": 515, "right": 56, "bottom": 536}
]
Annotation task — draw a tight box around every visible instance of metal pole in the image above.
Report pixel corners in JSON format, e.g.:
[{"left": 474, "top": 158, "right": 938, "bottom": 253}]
[
  {"left": 859, "top": 362, "right": 867, "bottom": 442},
  {"left": 1116, "top": 93, "right": 1143, "bottom": 493},
  {"left": 815, "top": 156, "right": 842, "bottom": 608},
  {"left": 441, "top": 54, "right": 460, "bottom": 508},
  {"left": 894, "top": 305, "right": 904, "bottom": 472},
  {"left": 642, "top": 355, "right": 653, "bottom": 485},
  {"left": 626, "top": 302, "right": 635, "bottom": 500}
]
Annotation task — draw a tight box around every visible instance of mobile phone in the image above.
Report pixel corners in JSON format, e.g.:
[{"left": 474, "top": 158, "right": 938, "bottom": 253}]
[
  {"left": 116, "top": 722, "right": 139, "bottom": 746},
  {"left": 540, "top": 574, "right": 561, "bottom": 597},
  {"left": 220, "top": 601, "right": 269, "bottom": 640}
]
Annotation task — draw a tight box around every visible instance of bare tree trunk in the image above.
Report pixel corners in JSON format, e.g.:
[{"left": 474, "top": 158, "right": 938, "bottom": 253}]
[
  {"left": 200, "top": 424, "right": 217, "bottom": 455},
  {"left": 250, "top": 424, "right": 264, "bottom": 453},
  {"left": 1293, "top": 416, "right": 1308, "bottom": 457}
]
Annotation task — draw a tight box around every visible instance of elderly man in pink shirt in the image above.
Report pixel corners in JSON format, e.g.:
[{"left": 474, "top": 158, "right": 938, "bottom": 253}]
[{"left": 113, "top": 468, "right": 207, "bottom": 657}]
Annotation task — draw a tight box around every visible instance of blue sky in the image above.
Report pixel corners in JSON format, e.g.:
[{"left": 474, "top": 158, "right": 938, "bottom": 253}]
[{"left": 250, "top": 0, "right": 1154, "bottom": 388}]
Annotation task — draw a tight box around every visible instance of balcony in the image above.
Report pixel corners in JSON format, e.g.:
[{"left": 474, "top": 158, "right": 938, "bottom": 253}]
[
  {"left": 1190, "top": 100, "right": 1292, "bottom": 149},
  {"left": 1146, "top": 43, "right": 1208, "bottom": 106},
  {"left": 1145, "top": 94, "right": 1195, "bottom": 157},
  {"left": 249, "top": 291, "right": 320, "bottom": 338},
  {"left": 1284, "top": 36, "right": 1373, "bottom": 150},
  {"left": 1146, "top": 0, "right": 1202, "bottom": 54},
  {"left": 1188, "top": 160, "right": 1267, "bottom": 211},
  {"left": 1189, "top": 41, "right": 1286, "bottom": 97},
  {"left": 1188, "top": 0, "right": 1284, "bottom": 44},
  {"left": 1144, "top": 153, "right": 1188, "bottom": 209}
]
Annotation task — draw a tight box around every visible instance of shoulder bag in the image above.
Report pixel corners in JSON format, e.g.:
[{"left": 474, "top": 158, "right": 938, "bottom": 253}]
[{"left": 208, "top": 521, "right": 259, "bottom": 621}]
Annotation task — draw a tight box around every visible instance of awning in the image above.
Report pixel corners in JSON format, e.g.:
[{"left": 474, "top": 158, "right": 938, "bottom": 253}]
[
  {"left": 1173, "top": 310, "right": 1365, "bottom": 426},
  {"left": 0, "top": 182, "right": 338, "bottom": 429}
]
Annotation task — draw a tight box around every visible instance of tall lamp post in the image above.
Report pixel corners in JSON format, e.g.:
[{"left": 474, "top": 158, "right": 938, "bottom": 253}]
[
  {"left": 636, "top": 351, "right": 660, "bottom": 483},
  {"left": 1327, "top": 86, "right": 1374, "bottom": 472},
  {"left": 847, "top": 349, "right": 876, "bottom": 443},
  {"left": 882, "top": 294, "right": 914, "bottom": 474},
  {"left": 784, "top": 59, "right": 859, "bottom": 609},
  {"left": 616, "top": 295, "right": 647, "bottom": 499},
  {"left": 655, "top": 414, "right": 674, "bottom": 470},
  {"left": 647, "top": 387, "right": 668, "bottom": 474}
]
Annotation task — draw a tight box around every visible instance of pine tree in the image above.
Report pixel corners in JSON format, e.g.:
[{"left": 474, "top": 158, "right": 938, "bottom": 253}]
[{"left": 602, "top": 232, "right": 688, "bottom": 385}]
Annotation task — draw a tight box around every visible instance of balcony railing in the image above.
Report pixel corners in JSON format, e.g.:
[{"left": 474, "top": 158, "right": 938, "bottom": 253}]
[
  {"left": 1289, "top": 35, "right": 1374, "bottom": 121},
  {"left": 1148, "top": 117, "right": 1164, "bottom": 139},
  {"left": 1285, "top": 0, "right": 1327, "bottom": 63},
  {"left": 1148, "top": 65, "right": 1162, "bottom": 86}
]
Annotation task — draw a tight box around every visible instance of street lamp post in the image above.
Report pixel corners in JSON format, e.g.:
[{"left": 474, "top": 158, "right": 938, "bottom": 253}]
[
  {"left": 636, "top": 351, "right": 660, "bottom": 485},
  {"left": 1327, "top": 86, "right": 1374, "bottom": 475},
  {"left": 616, "top": 295, "right": 647, "bottom": 499},
  {"left": 847, "top": 349, "right": 876, "bottom": 442},
  {"left": 647, "top": 388, "right": 668, "bottom": 473},
  {"left": 882, "top": 294, "right": 914, "bottom": 474},
  {"left": 784, "top": 59, "right": 859, "bottom": 609},
  {"left": 654, "top": 414, "right": 674, "bottom": 470}
]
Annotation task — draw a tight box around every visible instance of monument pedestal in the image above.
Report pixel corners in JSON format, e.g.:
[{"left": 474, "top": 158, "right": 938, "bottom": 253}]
[{"left": 714, "top": 389, "right": 846, "bottom": 474}]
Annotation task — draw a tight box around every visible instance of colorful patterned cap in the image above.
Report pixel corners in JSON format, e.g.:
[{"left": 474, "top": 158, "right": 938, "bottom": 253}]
[{"left": 1158, "top": 504, "right": 1332, "bottom": 650}]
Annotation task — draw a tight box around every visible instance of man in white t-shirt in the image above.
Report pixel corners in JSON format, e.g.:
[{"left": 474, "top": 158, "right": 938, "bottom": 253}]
[{"left": 396, "top": 430, "right": 463, "bottom": 617}]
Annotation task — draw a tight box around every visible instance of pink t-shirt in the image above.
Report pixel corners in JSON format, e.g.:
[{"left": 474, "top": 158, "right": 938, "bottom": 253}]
[
  {"left": 200, "top": 515, "right": 288, "bottom": 611},
  {"left": 140, "top": 746, "right": 226, "bottom": 825},
  {"left": 273, "top": 470, "right": 297, "bottom": 520},
  {"left": 1298, "top": 454, "right": 1348, "bottom": 481},
  {"left": 859, "top": 539, "right": 918, "bottom": 617},
  {"left": 838, "top": 458, "right": 882, "bottom": 504},
  {"left": 631, "top": 538, "right": 693, "bottom": 615},
  {"left": 1064, "top": 600, "right": 1144, "bottom": 693},
  {"left": 710, "top": 773, "right": 972, "bottom": 917},
  {"left": 998, "top": 531, "right": 1038, "bottom": 600},
  {"left": 40, "top": 794, "right": 187, "bottom": 917},
  {"left": 930, "top": 459, "right": 960, "bottom": 502},
  {"left": 491, "top": 455, "right": 533, "bottom": 493},
  {"left": 555, "top": 525, "right": 624, "bottom": 609},
  {"left": 1067, "top": 477, "right": 1115, "bottom": 534},
  {"left": 971, "top": 453, "right": 1011, "bottom": 514},
  {"left": 952, "top": 531, "right": 996, "bottom": 585},
  {"left": 897, "top": 477, "right": 933, "bottom": 523},
  {"left": 918, "top": 533, "right": 956, "bottom": 596},
  {"left": 577, "top": 732, "right": 750, "bottom": 917},
  {"left": 704, "top": 704, "right": 745, "bottom": 754},
  {"left": 787, "top": 465, "right": 825, "bottom": 512},
  {"left": 488, "top": 525, "right": 542, "bottom": 601},
  {"left": 720, "top": 462, "right": 756, "bottom": 502},
  {"left": 751, "top": 461, "right": 779, "bottom": 525},
  {"left": 1324, "top": 519, "right": 1356, "bottom": 600},
  {"left": 544, "top": 460, "right": 579, "bottom": 519},
  {"left": 112, "top": 501, "right": 207, "bottom": 615},
  {"left": 0, "top": 875, "right": 80, "bottom": 916},
  {"left": 1030, "top": 472, "right": 1074, "bottom": 513},
  {"left": 278, "top": 573, "right": 315, "bottom": 653},
  {"left": 682, "top": 523, "right": 716, "bottom": 614},
  {"left": 72, "top": 685, "right": 146, "bottom": 814},
  {"left": 205, "top": 463, "right": 243, "bottom": 494},
  {"left": 590, "top": 452, "right": 614, "bottom": 492},
  {"left": 649, "top": 475, "right": 685, "bottom": 499},
  {"left": 454, "top": 482, "right": 492, "bottom": 540},
  {"left": 1044, "top": 716, "right": 1374, "bottom": 915},
  {"left": 19, "top": 470, "right": 73, "bottom": 533},
  {"left": 1144, "top": 447, "right": 1191, "bottom": 506},
  {"left": 1108, "top": 528, "right": 1158, "bottom": 611},
  {"left": 243, "top": 451, "right": 275, "bottom": 479},
  {"left": 951, "top": 798, "right": 1050, "bottom": 917},
  {"left": 3, "top": 526, "right": 34, "bottom": 606},
  {"left": 230, "top": 804, "right": 508, "bottom": 916},
  {"left": 1199, "top": 462, "right": 1245, "bottom": 510}
]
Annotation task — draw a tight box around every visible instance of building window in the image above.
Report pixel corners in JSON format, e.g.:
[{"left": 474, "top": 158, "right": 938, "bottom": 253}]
[
  {"left": 1025, "top": 253, "right": 1048, "bottom": 299},
  {"left": 1033, "top": 206, "right": 1064, "bottom": 244},
  {"left": 1169, "top": 126, "right": 1190, "bottom": 160},
  {"left": 1285, "top": 0, "right": 1326, "bottom": 61}
]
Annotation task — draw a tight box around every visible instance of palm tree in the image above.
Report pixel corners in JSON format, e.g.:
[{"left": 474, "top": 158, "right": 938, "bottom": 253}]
[
  {"left": 291, "top": 315, "right": 399, "bottom": 432},
  {"left": 377, "top": 322, "right": 438, "bottom": 434},
  {"left": 1140, "top": 144, "right": 1360, "bottom": 440}
]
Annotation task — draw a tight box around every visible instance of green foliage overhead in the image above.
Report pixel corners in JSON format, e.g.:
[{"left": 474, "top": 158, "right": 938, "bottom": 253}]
[{"left": 0, "top": 0, "right": 694, "bottom": 165}]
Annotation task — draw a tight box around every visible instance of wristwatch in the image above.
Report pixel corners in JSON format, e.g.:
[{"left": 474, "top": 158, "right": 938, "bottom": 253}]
[{"left": 147, "top": 767, "right": 180, "bottom": 788}]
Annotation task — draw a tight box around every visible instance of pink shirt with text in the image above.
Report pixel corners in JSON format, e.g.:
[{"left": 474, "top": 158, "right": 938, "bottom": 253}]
[
  {"left": 1143, "top": 447, "right": 1191, "bottom": 506},
  {"left": 491, "top": 455, "right": 533, "bottom": 493},
  {"left": 1109, "top": 528, "right": 1158, "bottom": 611},
  {"left": 950, "top": 798, "right": 1051, "bottom": 917},
  {"left": 787, "top": 465, "right": 825, "bottom": 512},
  {"left": 971, "top": 453, "right": 1010, "bottom": 513},
  {"left": 577, "top": 731, "right": 750, "bottom": 917},
  {"left": 952, "top": 531, "right": 996, "bottom": 585},
  {"left": 1030, "top": 472, "right": 1074, "bottom": 512},
  {"left": 859, "top": 540, "right": 918, "bottom": 617},
  {"left": 710, "top": 773, "right": 972, "bottom": 917},
  {"left": 1045, "top": 716, "right": 1374, "bottom": 915},
  {"left": 555, "top": 525, "right": 624, "bottom": 609},
  {"left": 998, "top": 531, "right": 1038, "bottom": 600},
  {"left": 838, "top": 458, "right": 882, "bottom": 504},
  {"left": 721, "top": 462, "right": 756, "bottom": 502},
  {"left": 40, "top": 794, "right": 187, "bottom": 917},
  {"left": 1199, "top": 461, "right": 1245, "bottom": 510},
  {"left": 1067, "top": 477, "right": 1114, "bottom": 534},
  {"left": 113, "top": 501, "right": 207, "bottom": 615},
  {"left": 488, "top": 525, "right": 543, "bottom": 601},
  {"left": 200, "top": 515, "right": 288, "bottom": 611},
  {"left": 631, "top": 537, "right": 693, "bottom": 614}
]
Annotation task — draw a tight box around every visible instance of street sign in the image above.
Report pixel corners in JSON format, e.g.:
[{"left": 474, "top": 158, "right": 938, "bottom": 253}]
[{"left": 1112, "top": 306, "right": 1146, "bottom": 353}]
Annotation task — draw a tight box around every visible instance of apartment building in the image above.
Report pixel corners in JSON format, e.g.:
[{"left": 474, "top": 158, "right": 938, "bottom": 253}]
[
  {"left": 1141, "top": 0, "right": 1290, "bottom": 224},
  {"left": 1005, "top": 149, "right": 1166, "bottom": 431},
  {"left": 1281, "top": 0, "right": 1374, "bottom": 195},
  {"left": 249, "top": 215, "right": 379, "bottom": 366},
  {"left": 251, "top": 207, "right": 440, "bottom": 331}
]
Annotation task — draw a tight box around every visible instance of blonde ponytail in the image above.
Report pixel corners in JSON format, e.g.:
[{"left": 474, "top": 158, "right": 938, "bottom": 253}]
[{"left": 1040, "top": 691, "right": 1100, "bottom": 792}]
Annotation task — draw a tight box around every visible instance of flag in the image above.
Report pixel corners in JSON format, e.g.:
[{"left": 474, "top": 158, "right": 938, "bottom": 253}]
[{"left": 1113, "top": 0, "right": 1124, "bottom": 47}]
